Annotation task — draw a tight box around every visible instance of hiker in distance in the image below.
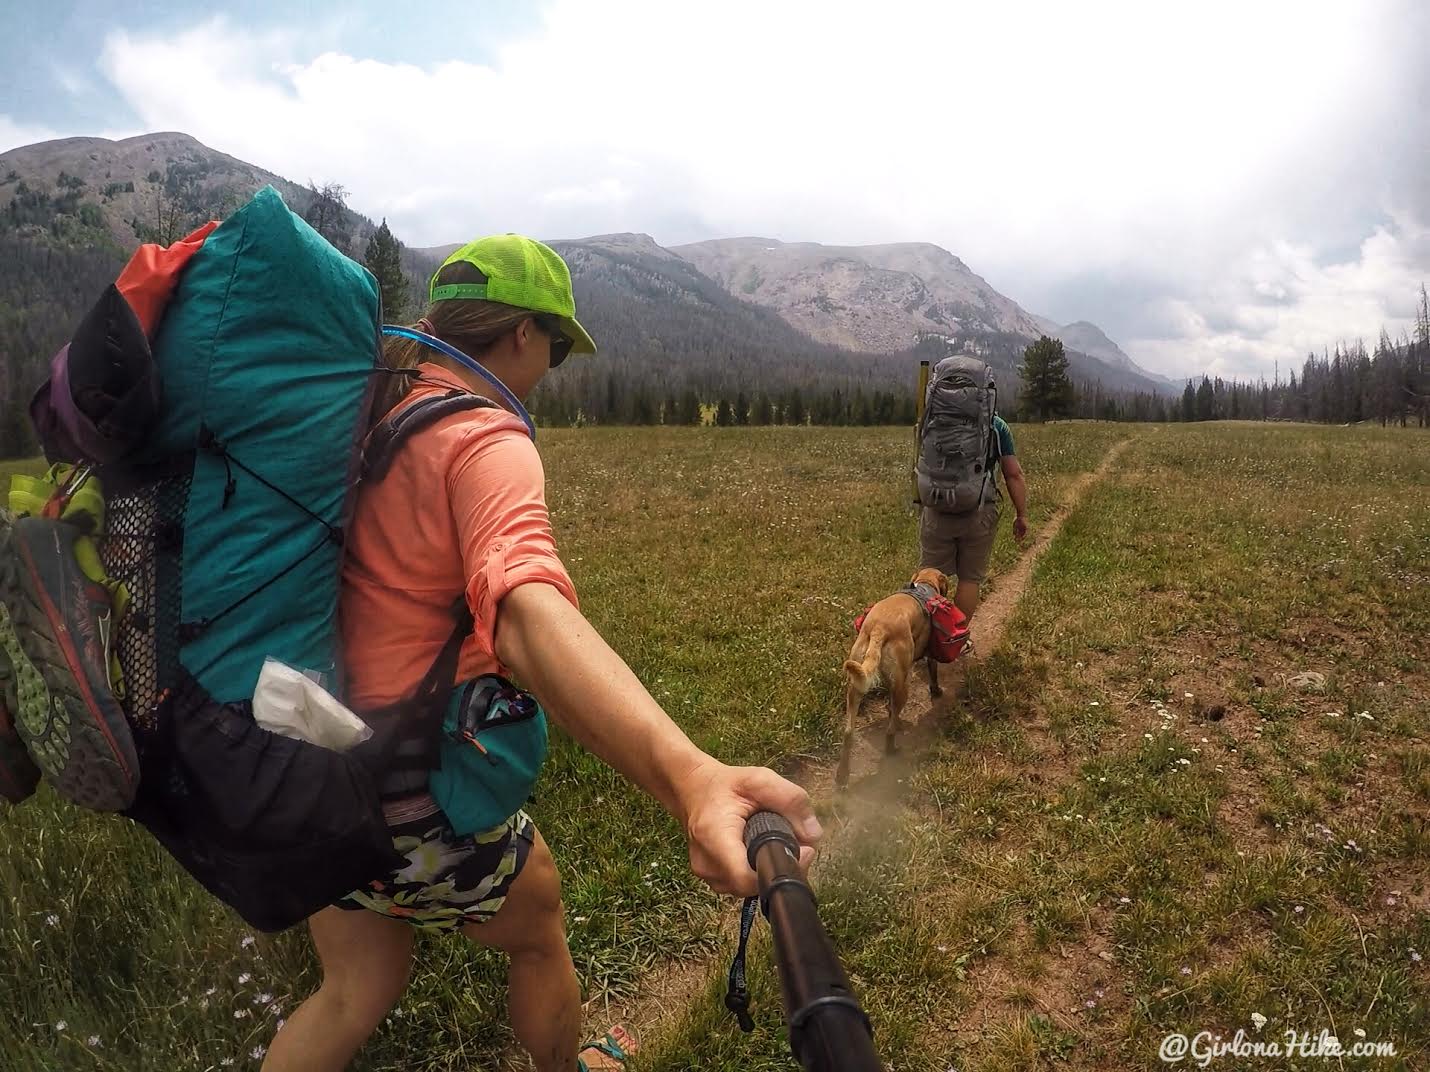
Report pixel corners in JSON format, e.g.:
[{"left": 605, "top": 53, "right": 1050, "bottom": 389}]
[
  {"left": 264, "top": 237, "right": 821, "bottom": 1072},
  {"left": 915, "top": 356, "right": 1029, "bottom": 620}
]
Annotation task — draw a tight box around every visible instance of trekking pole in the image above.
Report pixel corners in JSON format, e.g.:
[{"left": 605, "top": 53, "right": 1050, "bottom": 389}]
[
  {"left": 912, "top": 359, "right": 929, "bottom": 506},
  {"left": 739, "top": 812, "right": 884, "bottom": 1072}
]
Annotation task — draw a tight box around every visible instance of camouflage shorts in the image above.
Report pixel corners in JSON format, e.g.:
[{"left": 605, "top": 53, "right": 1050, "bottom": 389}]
[{"left": 336, "top": 805, "right": 534, "bottom": 931}]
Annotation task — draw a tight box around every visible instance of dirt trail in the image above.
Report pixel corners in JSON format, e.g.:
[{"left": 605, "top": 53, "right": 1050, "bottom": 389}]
[
  {"left": 581, "top": 434, "right": 1140, "bottom": 1056},
  {"left": 800, "top": 432, "right": 1139, "bottom": 802}
]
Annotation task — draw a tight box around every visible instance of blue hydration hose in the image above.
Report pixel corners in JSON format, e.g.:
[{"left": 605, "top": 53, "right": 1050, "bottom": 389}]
[{"left": 381, "top": 325, "right": 536, "bottom": 441}]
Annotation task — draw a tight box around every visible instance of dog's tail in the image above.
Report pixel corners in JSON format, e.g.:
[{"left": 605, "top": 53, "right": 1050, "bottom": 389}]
[{"left": 844, "top": 632, "right": 885, "bottom": 691}]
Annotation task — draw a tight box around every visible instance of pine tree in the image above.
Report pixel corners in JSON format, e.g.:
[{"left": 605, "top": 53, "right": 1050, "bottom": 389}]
[
  {"left": 604, "top": 374, "right": 620, "bottom": 424},
  {"left": 303, "top": 182, "right": 352, "bottom": 252},
  {"left": 787, "top": 389, "right": 807, "bottom": 426},
  {"left": 1195, "top": 377, "right": 1215, "bottom": 421},
  {"left": 1019, "top": 336, "right": 1073, "bottom": 420},
  {"left": 857, "top": 392, "right": 874, "bottom": 425},
  {"left": 679, "top": 389, "right": 702, "bottom": 426},
  {"left": 715, "top": 399, "right": 734, "bottom": 426},
  {"left": 1181, "top": 381, "right": 1196, "bottom": 422},
  {"left": 734, "top": 390, "right": 749, "bottom": 425},
  {"left": 631, "top": 387, "right": 656, "bottom": 425},
  {"left": 363, "top": 218, "right": 409, "bottom": 321}
]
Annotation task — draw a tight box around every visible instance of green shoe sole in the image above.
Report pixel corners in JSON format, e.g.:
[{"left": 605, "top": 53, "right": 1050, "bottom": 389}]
[
  {"left": 0, "top": 513, "right": 138, "bottom": 811},
  {"left": 0, "top": 610, "right": 42, "bottom": 805}
]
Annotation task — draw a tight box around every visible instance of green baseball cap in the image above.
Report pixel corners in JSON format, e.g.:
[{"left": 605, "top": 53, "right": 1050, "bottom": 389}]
[{"left": 430, "top": 234, "right": 596, "bottom": 356}]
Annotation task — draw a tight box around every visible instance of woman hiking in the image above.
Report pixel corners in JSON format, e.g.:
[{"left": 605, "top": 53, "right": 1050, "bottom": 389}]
[{"left": 261, "top": 236, "right": 820, "bottom": 1072}]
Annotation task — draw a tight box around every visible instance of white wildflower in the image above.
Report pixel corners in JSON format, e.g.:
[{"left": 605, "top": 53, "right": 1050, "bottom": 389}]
[{"left": 1250, "top": 1012, "right": 1267, "bottom": 1031}]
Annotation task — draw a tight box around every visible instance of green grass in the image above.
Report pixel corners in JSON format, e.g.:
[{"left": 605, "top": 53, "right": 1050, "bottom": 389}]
[
  {"left": 641, "top": 422, "right": 1429, "bottom": 1071},
  {"left": 3, "top": 421, "right": 1427, "bottom": 1071}
]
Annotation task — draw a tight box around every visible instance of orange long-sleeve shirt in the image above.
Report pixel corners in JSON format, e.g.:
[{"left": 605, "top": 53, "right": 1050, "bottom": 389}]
[{"left": 340, "top": 363, "right": 578, "bottom": 711}]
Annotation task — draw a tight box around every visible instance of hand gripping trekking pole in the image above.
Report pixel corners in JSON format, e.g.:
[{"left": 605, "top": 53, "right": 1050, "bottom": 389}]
[{"left": 735, "top": 812, "right": 884, "bottom": 1072}]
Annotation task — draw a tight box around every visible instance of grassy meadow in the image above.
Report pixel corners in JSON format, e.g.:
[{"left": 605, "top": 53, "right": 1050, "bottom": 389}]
[{"left": 1, "top": 421, "right": 1426, "bottom": 1071}]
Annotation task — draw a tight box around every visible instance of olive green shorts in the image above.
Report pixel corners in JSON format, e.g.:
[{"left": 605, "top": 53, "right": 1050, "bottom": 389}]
[{"left": 918, "top": 503, "right": 1000, "bottom": 585}]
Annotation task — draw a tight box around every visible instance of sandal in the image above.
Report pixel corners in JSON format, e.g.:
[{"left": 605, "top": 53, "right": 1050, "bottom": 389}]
[{"left": 577, "top": 1025, "right": 637, "bottom": 1071}]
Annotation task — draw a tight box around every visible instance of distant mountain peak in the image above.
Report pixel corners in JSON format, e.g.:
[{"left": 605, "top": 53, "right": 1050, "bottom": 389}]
[
  {"left": 1046, "top": 319, "right": 1135, "bottom": 372},
  {"left": 0, "top": 129, "right": 1179, "bottom": 416},
  {"left": 570, "top": 231, "right": 672, "bottom": 256},
  {"left": 672, "top": 236, "right": 1040, "bottom": 351}
]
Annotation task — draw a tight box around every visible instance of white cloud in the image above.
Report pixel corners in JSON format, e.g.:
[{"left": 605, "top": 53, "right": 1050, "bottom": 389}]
[
  {"left": 1128, "top": 214, "right": 1429, "bottom": 379},
  {"left": 2, "top": 0, "right": 1422, "bottom": 381}
]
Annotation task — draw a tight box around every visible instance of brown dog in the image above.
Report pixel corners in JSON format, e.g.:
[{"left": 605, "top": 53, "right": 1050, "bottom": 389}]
[{"left": 836, "top": 568, "right": 948, "bottom": 788}]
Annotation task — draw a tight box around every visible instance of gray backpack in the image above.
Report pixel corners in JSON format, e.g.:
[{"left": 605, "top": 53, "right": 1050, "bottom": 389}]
[{"left": 916, "top": 356, "right": 997, "bottom": 514}]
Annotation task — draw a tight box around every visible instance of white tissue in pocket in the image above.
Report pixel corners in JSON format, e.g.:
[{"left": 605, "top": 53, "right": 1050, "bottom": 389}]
[{"left": 252, "top": 657, "right": 373, "bottom": 752}]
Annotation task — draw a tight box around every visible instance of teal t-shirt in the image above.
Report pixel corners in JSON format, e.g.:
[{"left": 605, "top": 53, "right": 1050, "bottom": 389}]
[
  {"left": 987, "top": 416, "right": 1015, "bottom": 499},
  {"left": 991, "top": 415, "right": 1015, "bottom": 460}
]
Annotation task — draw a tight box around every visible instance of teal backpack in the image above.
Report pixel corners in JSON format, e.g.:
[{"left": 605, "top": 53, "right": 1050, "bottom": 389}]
[{"left": 7, "top": 186, "right": 547, "bottom": 929}]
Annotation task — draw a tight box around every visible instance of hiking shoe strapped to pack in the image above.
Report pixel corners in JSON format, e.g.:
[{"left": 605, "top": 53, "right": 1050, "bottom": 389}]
[
  {"left": 0, "top": 513, "right": 139, "bottom": 811},
  {"left": 0, "top": 618, "right": 42, "bottom": 804}
]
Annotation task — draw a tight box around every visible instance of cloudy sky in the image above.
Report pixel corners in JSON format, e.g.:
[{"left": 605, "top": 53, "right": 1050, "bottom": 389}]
[{"left": 2, "top": 0, "right": 1426, "bottom": 380}]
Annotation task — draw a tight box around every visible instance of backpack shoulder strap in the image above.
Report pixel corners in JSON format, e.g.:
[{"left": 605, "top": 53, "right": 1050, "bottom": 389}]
[
  {"left": 362, "top": 391, "right": 500, "bottom": 483},
  {"left": 353, "top": 596, "right": 474, "bottom": 793}
]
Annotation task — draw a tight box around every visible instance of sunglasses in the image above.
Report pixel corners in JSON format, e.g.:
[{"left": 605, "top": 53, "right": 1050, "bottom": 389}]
[{"left": 534, "top": 316, "right": 574, "bottom": 369}]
